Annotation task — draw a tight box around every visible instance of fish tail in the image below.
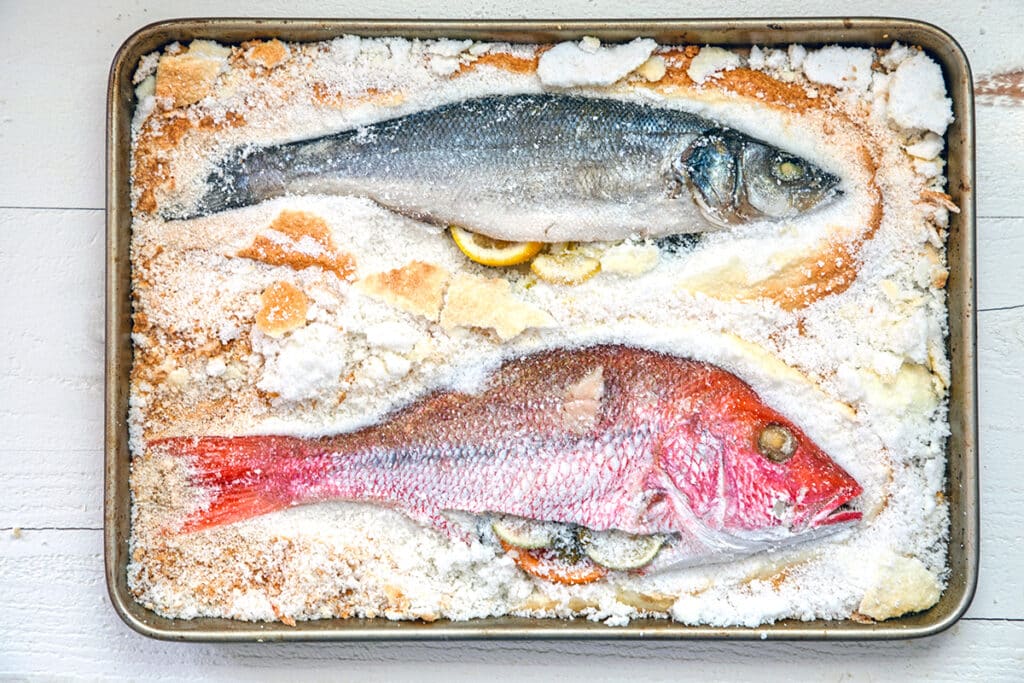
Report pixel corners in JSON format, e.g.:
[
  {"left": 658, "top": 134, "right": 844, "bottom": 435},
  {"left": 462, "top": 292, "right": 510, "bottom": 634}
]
[
  {"left": 153, "top": 435, "right": 336, "bottom": 532},
  {"left": 160, "top": 146, "right": 285, "bottom": 220}
]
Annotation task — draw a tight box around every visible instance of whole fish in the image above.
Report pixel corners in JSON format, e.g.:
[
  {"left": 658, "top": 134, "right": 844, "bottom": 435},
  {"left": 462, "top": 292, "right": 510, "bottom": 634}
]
[
  {"left": 155, "top": 346, "right": 862, "bottom": 577},
  {"left": 168, "top": 94, "right": 841, "bottom": 241}
]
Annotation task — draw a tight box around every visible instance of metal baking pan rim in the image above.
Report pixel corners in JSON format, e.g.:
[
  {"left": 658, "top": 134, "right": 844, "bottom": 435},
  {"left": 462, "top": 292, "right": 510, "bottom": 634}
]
[{"left": 105, "top": 17, "right": 977, "bottom": 641}]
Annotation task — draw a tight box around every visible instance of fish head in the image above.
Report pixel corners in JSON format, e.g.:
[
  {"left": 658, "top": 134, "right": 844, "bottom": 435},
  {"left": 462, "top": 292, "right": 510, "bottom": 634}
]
[
  {"left": 659, "top": 376, "right": 862, "bottom": 541},
  {"left": 677, "top": 130, "right": 841, "bottom": 226}
]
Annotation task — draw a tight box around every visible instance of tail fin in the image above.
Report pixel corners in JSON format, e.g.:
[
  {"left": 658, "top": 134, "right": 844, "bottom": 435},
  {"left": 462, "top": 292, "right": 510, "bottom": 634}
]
[
  {"left": 159, "top": 145, "right": 284, "bottom": 221},
  {"left": 152, "top": 436, "right": 335, "bottom": 532}
]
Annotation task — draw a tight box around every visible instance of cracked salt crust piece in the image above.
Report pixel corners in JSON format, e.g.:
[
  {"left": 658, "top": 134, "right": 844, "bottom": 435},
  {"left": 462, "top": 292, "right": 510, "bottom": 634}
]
[
  {"left": 440, "top": 272, "right": 555, "bottom": 341},
  {"left": 599, "top": 243, "right": 660, "bottom": 276},
  {"left": 635, "top": 56, "right": 667, "bottom": 83},
  {"left": 237, "top": 210, "right": 356, "bottom": 279},
  {"left": 155, "top": 40, "right": 231, "bottom": 107},
  {"left": 686, "top": 46, "right": 742, "bottom": 84},
  {"left": 858, "top": 552, "right": 941, "bottom": 621},
  {"left": 357, "top": 261, "right": 450, "bottom": 321},
  {"left": 906, "top": 133, "right": 944, "bottom": 160},
  {"left": 802, "top": 46, "right": 874, "bottom": 92},
  {"left": 537, "top": 37, "right": 657, "bottom": 87},
  {"left": 255, "top": 281, "right": 309, "bottom": 338},
  {"left": 887, "top": 53, "right": 954, "bottom": 135},
  {"left": 242, "top": 39, "right": 290, "bottom": 69}
]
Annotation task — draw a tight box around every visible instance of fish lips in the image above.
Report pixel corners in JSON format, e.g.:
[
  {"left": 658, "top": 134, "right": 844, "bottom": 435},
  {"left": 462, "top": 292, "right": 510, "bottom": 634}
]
[{"left": 800, "top": 485, "right": 864, "bottom": 529}]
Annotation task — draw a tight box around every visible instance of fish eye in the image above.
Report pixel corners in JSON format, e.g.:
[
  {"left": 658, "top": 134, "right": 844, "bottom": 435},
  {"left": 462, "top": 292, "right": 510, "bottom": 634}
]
[
  {"left": 771, "top": 157, "right": 804, "bottom": 182},
  {"left": 758, "top": 424, "right": 797, "bottom": 462}
]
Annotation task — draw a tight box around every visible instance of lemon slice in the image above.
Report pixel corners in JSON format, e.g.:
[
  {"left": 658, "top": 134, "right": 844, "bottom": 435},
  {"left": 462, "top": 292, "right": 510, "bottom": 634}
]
[
  {"left": 492, "top": 515, "right": 560, "bottom": 549},
  {"left": 579, "top": 528, "right": 665, "bottom": 570},
  {"left": 531, "top": 252, "right": 601, "bottom": 285},
  {"left": 450, "top": 226, "right": 543, "bottom": 267}
]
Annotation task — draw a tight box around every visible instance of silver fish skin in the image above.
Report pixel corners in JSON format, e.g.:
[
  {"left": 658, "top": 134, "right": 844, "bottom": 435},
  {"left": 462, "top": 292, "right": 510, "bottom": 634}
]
[{"left": 170, "top": 94, "right": 841, "bottom": 242}]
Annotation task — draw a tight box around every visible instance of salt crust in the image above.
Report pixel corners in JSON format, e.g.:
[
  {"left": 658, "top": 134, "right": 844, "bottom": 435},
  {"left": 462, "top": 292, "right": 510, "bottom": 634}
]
[{"left": 128, "top": 37, "right": 952, "bottom": 627}]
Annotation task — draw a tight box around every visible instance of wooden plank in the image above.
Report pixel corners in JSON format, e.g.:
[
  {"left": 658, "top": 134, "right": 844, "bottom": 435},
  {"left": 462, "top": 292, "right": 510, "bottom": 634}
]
[
  {"left": 0, "top": 449, "right": 103, "bottom": 530},
  {"left": 0, "top": 528, "right": 1021, "bottom": 681},
  {"left": 976, "top": 105, "right": 1024, "bottom": 219},
  {"left": 0, "top": 209, "right": 104, "bottom": 452},
  {"left": 978, "top": 218, "right": 1024, "bottom": 310},
  {"left": 1, "top": 1, "right": 1022, "bottom": 212},
  {"left": 971, "top": 307, "right": 1024, "bottom": 620}
]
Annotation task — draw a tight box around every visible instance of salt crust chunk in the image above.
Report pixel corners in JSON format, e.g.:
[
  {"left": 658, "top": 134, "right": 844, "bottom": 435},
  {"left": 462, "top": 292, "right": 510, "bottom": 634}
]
[
  {"left": 243, "top": 39, "right": 290, "bottom": 69},
  {"left": 887, "top": 53, "right": 954, "bottom": 135},
  {"left": 635, "top": 56, "right": 667, "bottom": 83},
  {"left": 154, "top": 40, "right": 230, "bottom": 107},
  {"left": 255, "top": 281, "right": 309, "bottom": 338},
  {"left": 858, "top": 552, "right": 942, "bottom": 620},
  {"left": 687, "top": 46, "right": 742, "bottom": 84},
  {"left": 357, "top": 261, "right": 450, "bottom": 321},
  {"left": 802, "top": 46, "right": 874, "bottom": 92},
  {"left": 440, "top": 273, "right": 554, "bottom": 340},
  {"left": 905, "top": 133, "right": 944, "bottom": 160},
  {"left": 537, "top": 37, "right": 657, "bottom": 87},
  {"left": 599, "top": 243, "right": 660, "bottom": 276}
]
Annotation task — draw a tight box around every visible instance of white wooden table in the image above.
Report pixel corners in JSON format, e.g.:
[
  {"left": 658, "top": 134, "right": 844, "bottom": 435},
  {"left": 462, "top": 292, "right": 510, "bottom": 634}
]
[{"left": 1, "top": 1, "right": 1021, "bottom": 679}]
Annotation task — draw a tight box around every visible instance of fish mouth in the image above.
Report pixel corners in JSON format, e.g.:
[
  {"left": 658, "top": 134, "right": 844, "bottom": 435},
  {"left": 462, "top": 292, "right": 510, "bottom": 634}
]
[{"left": 807, "top": 489, "right": 863, "bottom": 528}]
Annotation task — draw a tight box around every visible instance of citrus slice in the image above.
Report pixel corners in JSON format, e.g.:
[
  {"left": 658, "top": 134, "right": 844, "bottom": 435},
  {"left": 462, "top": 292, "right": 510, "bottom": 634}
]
[
  {"left": 492, "top": 515, "right": 560, "bottom": 549},
  {"left": 579, "top": 529, "right": 665, "bottom": 570},
  {"left": 450, "top": 226, "right": 543, "bottom": 267},
  {"left": 530, "top": 252, "right": 601, "bottom": 285},
  {"left": 499, "top": 540, "right": 608, "bottom": 585}
]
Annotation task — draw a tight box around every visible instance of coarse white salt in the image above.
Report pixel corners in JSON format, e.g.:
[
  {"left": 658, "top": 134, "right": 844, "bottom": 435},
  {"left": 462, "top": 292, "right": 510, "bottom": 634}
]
[
  {"left": 205, "top": 357, "right": 227, "bottom": 377},
  {"left": 256, "top": 322, "right": 348, "bottom": 402},
  {"left": 364, "top": 321, "right": 422, "bottom": 353},
  {"left": 787, "top": 44, "right": 807, "bottom": 70}
]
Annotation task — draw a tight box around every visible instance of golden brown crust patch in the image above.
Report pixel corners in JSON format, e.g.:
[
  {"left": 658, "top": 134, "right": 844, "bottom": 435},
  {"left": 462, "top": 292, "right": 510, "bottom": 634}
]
[
  {"left": 357, "top": 261, "right": 450, "bottom": 321},
  {"left": 237, "top": 210, "right": 356, "bottom": 279},
  {"left": 455, "top": 51, "right": 542, "bottom": 76},
  {"left": 255, "top": 281, "right": 309, "bottom": 337},
  {"left": 242, "top": 39, "right": 290, "bottom": 69},
  {"left": 155, "top": 53, "right": 223, "bottom": 107},
  {"left": 132, "top": 111, "right": 246, "bottom": 214}
]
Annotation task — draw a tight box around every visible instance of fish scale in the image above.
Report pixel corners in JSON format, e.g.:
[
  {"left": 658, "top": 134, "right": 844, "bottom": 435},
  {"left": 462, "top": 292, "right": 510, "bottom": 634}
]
[{"left": 157, "top": 345, "right": 863, "bottom": 570}]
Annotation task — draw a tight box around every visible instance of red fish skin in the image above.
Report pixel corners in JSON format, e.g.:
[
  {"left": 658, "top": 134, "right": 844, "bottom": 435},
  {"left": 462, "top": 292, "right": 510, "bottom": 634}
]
[{"left": 155, "top": 345, "right": 862, "bottom": 555}]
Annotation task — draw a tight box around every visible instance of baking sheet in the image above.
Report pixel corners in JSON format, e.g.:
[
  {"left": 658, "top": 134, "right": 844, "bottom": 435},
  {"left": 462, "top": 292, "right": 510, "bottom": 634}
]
[{"left": 105, "top": 18, "right": 977, "bottom": 641}]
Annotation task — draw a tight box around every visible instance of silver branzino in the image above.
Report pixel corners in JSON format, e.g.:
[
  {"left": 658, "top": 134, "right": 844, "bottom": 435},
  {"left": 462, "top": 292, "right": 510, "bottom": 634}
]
[{"left": 170, "top": 94, "right": 841, "bottom": 241}]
